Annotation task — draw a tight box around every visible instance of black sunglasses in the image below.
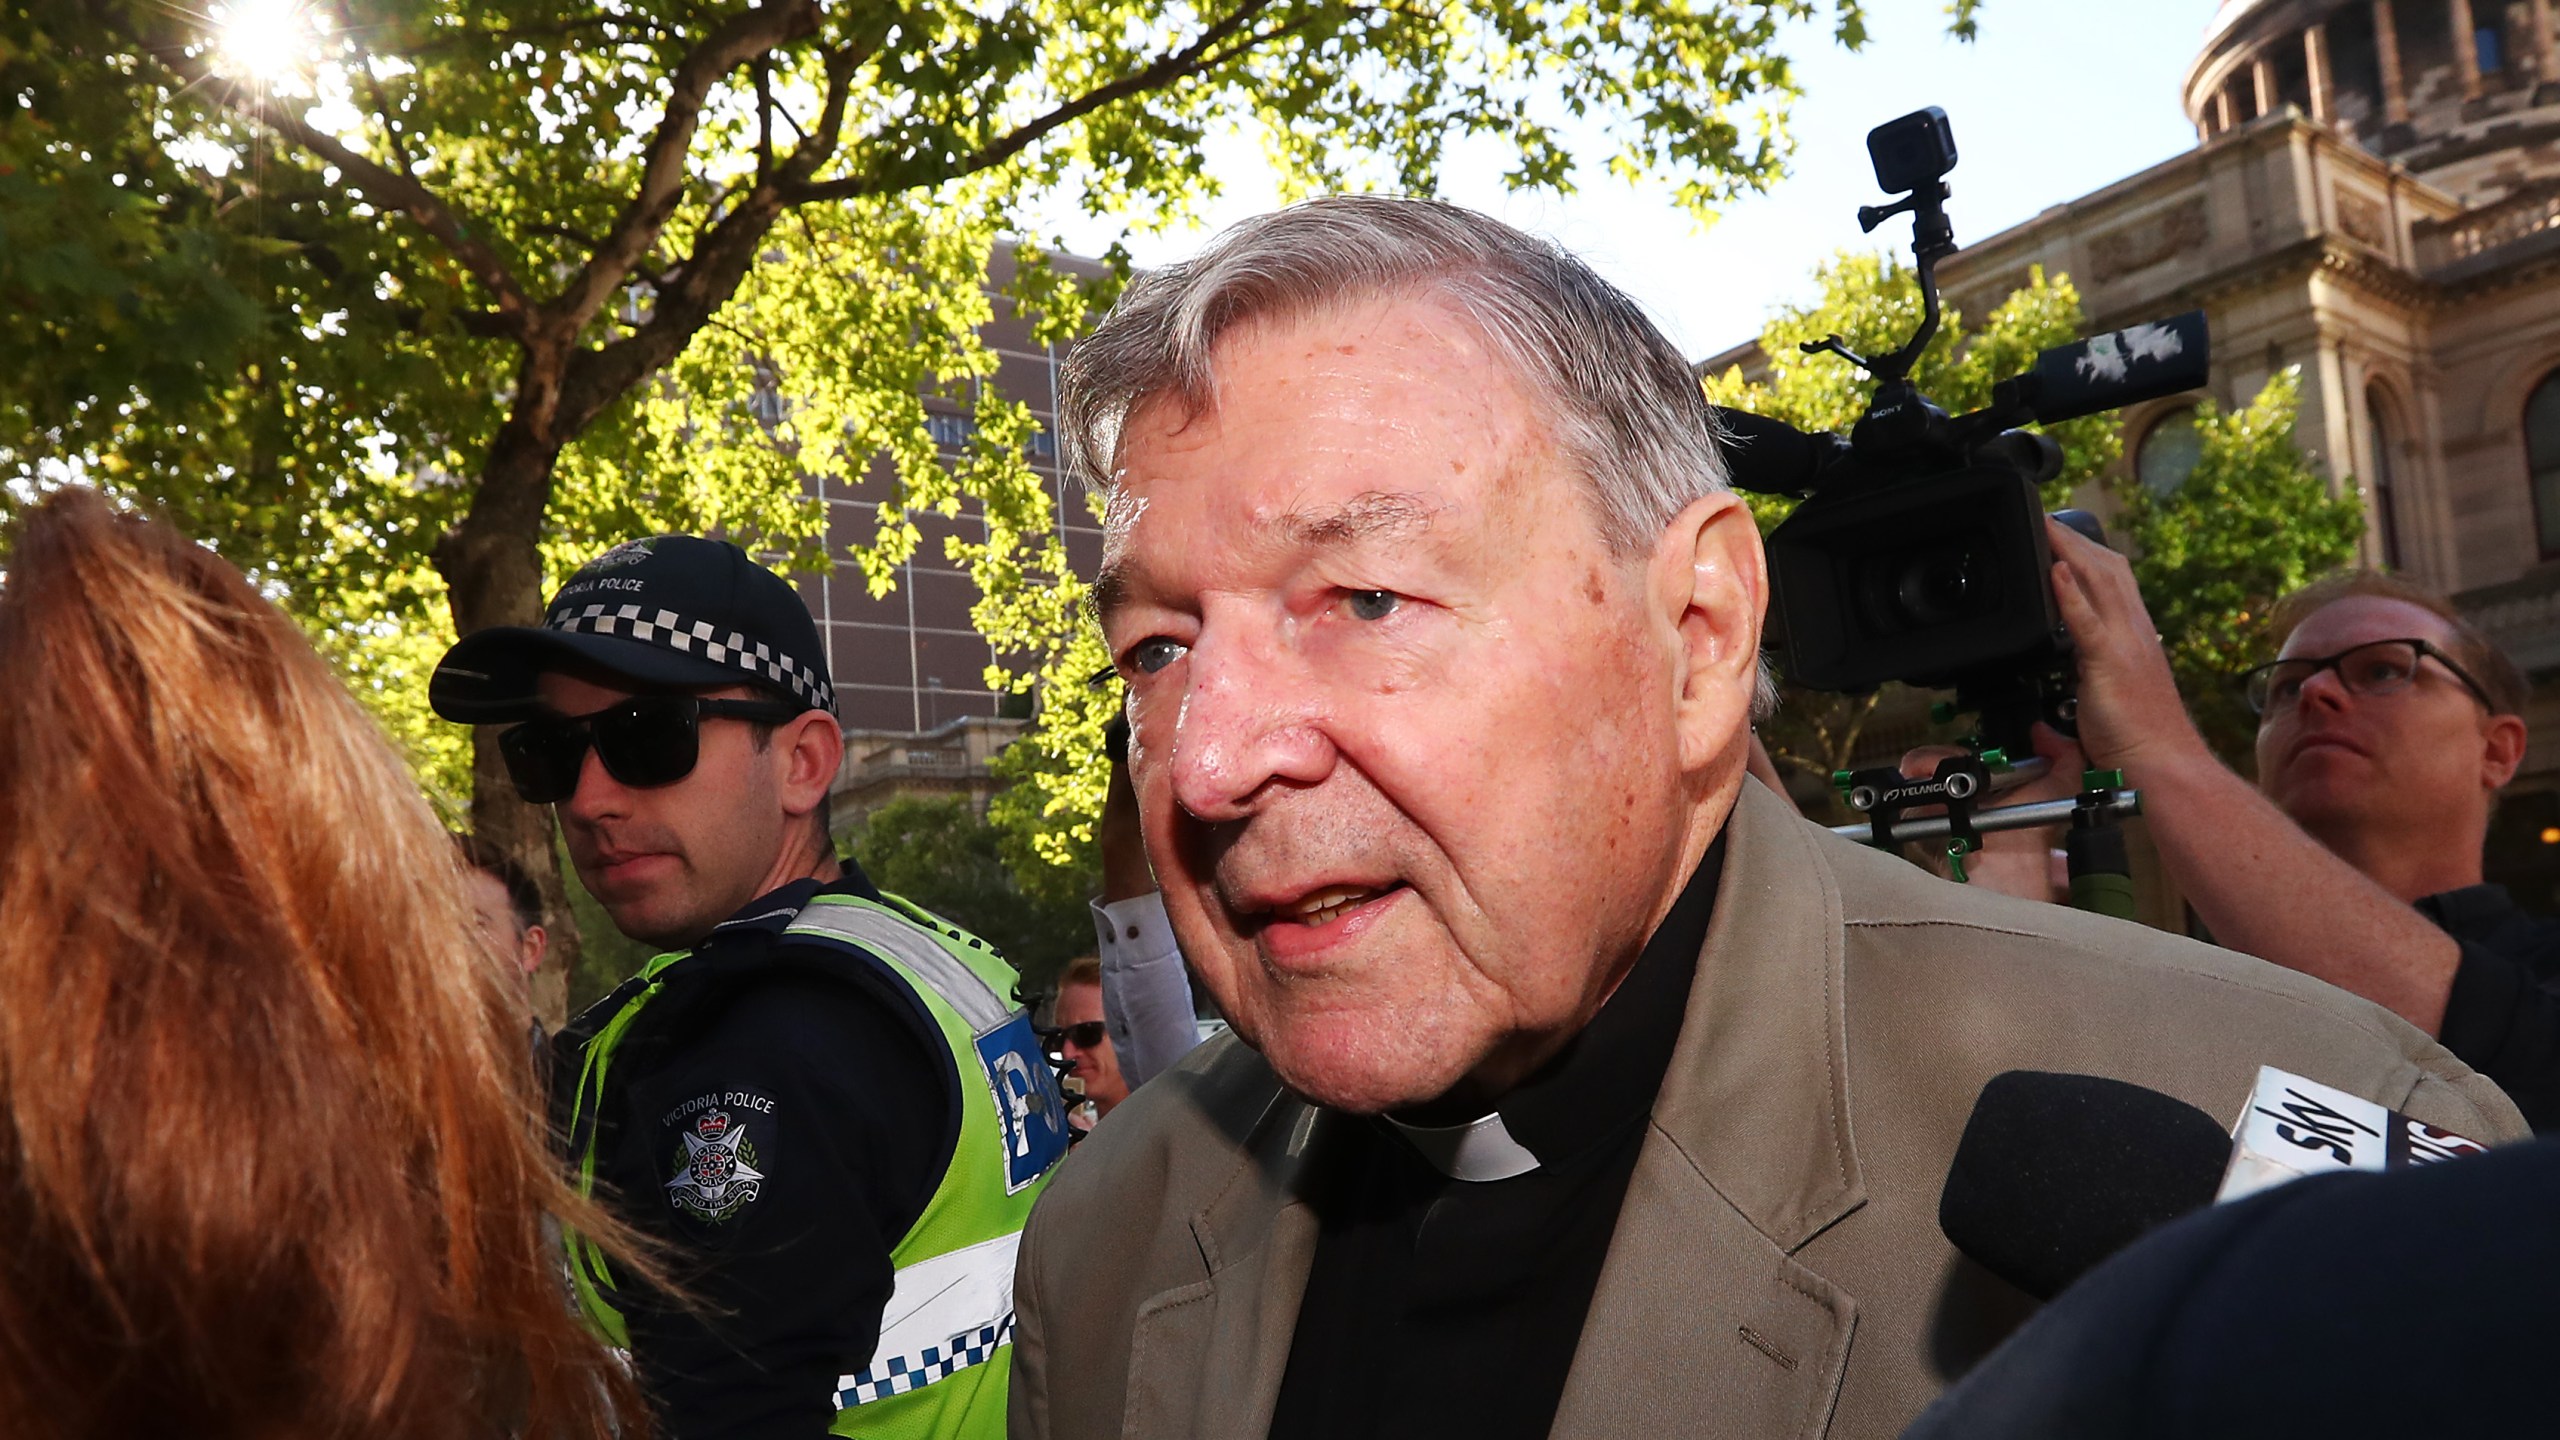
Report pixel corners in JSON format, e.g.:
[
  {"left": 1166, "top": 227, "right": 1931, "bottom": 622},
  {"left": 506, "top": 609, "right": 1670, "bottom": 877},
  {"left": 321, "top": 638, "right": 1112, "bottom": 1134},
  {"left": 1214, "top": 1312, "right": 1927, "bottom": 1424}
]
[
  {"left": 1039, "top": 1021, "right": 1109, "bottom": 1056},
  {"left": 498, "top": 695, "right": 802, "bottom": 804}
]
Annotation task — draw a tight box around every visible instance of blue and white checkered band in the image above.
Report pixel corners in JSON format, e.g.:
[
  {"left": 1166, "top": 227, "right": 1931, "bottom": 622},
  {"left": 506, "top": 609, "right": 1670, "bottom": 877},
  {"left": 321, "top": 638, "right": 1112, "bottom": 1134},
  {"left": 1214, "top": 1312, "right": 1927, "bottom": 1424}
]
[
  {"left": 545, "top": 602, "right": 836, "bottom": 713},
  {"left": 835, "top": 1314, "right": 1014, "bottom": 1409}
]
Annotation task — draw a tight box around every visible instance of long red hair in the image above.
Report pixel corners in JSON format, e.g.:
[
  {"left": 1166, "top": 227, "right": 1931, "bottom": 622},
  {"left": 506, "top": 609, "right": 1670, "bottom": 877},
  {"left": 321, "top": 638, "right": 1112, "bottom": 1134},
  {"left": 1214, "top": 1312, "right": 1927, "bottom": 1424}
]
[{"left": 0, "top": 487, "right": 650, "bottom": 1438}]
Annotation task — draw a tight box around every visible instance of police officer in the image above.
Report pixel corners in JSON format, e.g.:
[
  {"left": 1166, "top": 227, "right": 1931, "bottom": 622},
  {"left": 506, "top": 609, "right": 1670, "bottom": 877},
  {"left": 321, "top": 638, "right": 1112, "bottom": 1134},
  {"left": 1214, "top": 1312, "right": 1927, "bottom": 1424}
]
[{"left": 430, "top": 536, "right": 1071, "bottom": 1438}]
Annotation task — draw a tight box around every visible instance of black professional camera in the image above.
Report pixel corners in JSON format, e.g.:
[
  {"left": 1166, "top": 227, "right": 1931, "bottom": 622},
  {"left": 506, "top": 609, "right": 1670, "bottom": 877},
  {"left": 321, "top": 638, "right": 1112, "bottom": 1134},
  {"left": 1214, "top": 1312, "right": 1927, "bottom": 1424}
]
[{"left": 1716, "top": 107, "right": 2209, "bottom": 754}]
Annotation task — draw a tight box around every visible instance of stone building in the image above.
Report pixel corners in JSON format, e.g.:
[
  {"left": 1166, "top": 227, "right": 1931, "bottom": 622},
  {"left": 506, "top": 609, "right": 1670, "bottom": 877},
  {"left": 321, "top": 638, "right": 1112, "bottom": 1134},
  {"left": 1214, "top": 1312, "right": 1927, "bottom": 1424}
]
[{"left": 1709, "top": 0, "right": 2560, "bottom": 907}]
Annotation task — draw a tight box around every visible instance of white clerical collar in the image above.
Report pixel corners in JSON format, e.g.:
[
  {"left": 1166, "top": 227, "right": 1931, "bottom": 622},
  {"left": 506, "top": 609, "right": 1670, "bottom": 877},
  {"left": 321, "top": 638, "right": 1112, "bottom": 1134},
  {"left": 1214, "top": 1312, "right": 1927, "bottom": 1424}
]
[{"left": 1383, "top": 1110, "right": 1541, "bottom": 1182}]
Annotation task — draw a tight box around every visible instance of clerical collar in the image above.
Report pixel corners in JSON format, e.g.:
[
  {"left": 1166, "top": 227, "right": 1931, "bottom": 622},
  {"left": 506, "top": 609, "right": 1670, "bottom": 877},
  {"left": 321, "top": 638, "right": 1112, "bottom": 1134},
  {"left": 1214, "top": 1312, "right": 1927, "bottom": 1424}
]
[
  {"left": 1382, "top": 1111, "right": 1541, "bottom": 1182},
  {"left": 1380, "top": 837, "right": 1725, "bottom": 1182}
]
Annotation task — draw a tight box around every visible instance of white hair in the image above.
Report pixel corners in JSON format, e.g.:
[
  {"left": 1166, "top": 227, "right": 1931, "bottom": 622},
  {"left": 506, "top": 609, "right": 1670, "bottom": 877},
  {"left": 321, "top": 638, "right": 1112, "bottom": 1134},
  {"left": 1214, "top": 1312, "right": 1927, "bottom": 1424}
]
[{"left": 1058, "top": 194, "right": 1773, "bottom": 714}]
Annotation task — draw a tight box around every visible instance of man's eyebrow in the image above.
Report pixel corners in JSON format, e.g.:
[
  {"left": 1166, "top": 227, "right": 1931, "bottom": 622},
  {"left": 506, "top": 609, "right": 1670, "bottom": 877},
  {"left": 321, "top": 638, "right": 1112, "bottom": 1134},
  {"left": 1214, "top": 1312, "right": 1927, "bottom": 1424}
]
[
  {"left": 1089, "top": 564, "right": 1131, "bottom": 624},
  {"left": 1283, "top": 491, "right": 1437, "bottom": 547}
]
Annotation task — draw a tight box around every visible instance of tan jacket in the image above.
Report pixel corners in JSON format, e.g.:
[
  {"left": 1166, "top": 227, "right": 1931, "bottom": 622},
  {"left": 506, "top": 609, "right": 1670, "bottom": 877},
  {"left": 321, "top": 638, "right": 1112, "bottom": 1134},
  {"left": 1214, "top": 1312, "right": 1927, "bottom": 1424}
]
[{"left": 1009, "top": 783, "right": 2527, "bottom": 1439}]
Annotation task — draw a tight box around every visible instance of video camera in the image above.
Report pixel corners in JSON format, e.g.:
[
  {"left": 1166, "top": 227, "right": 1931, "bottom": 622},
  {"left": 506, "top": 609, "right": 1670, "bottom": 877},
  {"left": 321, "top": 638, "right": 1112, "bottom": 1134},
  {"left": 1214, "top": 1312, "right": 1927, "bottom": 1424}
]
[{"left": 1716, "top": 107, "right": 2210, "bottom": 755}]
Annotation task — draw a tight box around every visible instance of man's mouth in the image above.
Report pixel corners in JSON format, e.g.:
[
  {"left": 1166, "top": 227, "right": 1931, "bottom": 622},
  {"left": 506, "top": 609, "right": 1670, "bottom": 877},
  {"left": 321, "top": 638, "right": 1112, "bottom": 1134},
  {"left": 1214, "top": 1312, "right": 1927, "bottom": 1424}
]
[
  {"left": 590, "top": 849, "right": 676, "bottom": 884},
  {"left": 1242, "top": 881, "right": 1411, "bottom": 962},
  {"left": 1282, "top": 884, "right": 1394, "bottom": 926},
  {"left": 2292, "top": 734, "right": 2367, "bottom": 763}
]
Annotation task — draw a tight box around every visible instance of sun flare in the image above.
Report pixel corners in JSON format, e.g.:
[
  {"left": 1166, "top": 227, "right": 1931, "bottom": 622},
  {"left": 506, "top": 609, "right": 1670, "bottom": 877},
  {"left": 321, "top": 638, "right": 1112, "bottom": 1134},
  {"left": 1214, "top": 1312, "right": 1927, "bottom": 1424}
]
[{"left": 211, "top": 0, "right": 322, "bottom": 88}]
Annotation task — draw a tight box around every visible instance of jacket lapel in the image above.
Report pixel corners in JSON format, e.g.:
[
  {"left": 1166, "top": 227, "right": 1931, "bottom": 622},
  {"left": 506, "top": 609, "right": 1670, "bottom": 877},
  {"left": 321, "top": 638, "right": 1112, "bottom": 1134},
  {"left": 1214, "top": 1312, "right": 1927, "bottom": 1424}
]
[
  {"left": 1554, "top": 783, "right": 1867, "bottom": 1438},
  {"left": 1121, "top": 1092, "right": 1328, "bottom": 1440},
  {"left": 1549, "top": 1139, "right": 1859, "bottom": 1438}
]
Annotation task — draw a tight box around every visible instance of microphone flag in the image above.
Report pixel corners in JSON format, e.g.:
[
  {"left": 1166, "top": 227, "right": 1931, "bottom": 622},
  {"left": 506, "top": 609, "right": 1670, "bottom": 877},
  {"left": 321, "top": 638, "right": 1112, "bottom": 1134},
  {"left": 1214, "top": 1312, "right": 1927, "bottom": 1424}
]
[{"left": 2218, "top": 1065, "right": 2489, "bottom": 1204}]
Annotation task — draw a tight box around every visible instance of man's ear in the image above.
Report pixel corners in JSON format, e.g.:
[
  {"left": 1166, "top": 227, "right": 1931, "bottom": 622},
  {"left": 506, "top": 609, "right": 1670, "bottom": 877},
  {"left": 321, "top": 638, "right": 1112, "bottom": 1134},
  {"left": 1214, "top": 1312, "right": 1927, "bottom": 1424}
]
[
  {"left": 778, "top": 709, "right": 845, "bottom": 819},
  {"left": 2484, "top": 711, "right": 2529, "bottom": 790},
  {"left": 1652, "top": 491, "right": 1768, "bottom": 774}
]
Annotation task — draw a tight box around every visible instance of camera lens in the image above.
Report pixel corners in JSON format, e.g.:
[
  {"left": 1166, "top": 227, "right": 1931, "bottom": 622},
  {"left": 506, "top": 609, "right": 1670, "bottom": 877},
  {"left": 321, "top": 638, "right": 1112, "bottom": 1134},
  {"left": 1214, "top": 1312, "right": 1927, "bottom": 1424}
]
[
  {"left": 1899, "top": 545, "right": 1978, "bottom": 625},
  {"left": 1859, "top": 536, "right": 2002, "bottom": 634}
]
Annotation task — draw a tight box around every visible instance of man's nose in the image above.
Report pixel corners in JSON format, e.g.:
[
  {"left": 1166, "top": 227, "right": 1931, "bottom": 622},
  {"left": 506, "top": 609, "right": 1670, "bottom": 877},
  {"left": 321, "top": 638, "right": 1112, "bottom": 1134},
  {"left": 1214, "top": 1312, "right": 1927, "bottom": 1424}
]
[
  {"left": 1162, "top": 629, "right": 1335, "bottom": 823},
  {"left": 558, "top": 744, "right": 630, "bottom": 822},
  {"left": 2295, "top": 664, "right": 2356, "bottom": 713}
]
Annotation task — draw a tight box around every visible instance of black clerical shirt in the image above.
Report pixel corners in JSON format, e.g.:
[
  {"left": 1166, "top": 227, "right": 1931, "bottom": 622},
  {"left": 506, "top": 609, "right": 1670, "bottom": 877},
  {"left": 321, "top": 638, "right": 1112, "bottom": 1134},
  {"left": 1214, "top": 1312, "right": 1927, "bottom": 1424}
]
[{"left": 1265, "top": 841, "right": 1726, "bottom": 1440}]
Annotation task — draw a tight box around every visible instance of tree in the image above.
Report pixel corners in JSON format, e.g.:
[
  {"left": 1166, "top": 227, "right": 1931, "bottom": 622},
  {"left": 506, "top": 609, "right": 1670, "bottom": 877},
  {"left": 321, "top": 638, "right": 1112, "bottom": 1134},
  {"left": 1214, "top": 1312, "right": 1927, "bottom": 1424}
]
[
  {"left": 2108, "top": 368, "right": 2365, "bottom": 764},
  {"left": 846, "top": 795, "right": 1098, "bottom": 998},
  {"left": 1703, "top": 250, "right": 2118, "bottom": 790},
  {"left": 4, "top": 0, "right": 1981, "bottom": 968}
]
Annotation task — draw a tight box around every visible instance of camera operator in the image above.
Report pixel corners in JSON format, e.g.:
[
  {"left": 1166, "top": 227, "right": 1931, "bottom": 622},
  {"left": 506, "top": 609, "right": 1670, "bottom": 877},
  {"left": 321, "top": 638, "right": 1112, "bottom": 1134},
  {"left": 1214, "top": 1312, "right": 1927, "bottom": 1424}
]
[{"left": 1966, "top": 519, "right": 2560, "bottom": 1130}]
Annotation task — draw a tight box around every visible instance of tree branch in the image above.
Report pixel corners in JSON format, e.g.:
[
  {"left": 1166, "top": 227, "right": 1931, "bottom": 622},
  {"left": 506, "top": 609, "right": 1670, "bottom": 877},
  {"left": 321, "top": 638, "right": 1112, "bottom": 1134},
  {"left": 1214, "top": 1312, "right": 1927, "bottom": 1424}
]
[
  {"left": 549, "top": 36, "right": 865, "bottom": 427},
  {"left": 332, "top": 0, "right": 418, "bottom": 175},
  {"left": 401, "top": 13, "right": 660, "bottom": 61},
  {"left": 756, "top": 58, "right": 775, "bottom": 181},
  {"left": 549, "top": 0, "right": 823, "bottom": 338},
  {"left": 788, "top": 0, "right": 1295, "bottom": 203},
  {"left": 526, "top": 222, "right": 609, "bottom": 252},
  {"left": 139, "top": 41, "right": 534, "bottom": 336}
]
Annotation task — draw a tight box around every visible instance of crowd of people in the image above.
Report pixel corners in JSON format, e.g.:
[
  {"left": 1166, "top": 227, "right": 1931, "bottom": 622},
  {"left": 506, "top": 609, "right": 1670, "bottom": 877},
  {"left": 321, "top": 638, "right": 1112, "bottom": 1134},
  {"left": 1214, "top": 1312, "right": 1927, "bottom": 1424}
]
[{"left": 10, "top": 192, "right": 2560, "bottom": 1439}]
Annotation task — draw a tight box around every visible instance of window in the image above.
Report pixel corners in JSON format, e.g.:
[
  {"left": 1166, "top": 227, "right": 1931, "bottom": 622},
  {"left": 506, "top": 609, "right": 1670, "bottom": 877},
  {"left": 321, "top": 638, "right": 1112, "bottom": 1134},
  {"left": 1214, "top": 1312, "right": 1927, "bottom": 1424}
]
[
  {"left": 2525, "top": 372, "right": 2560, "bottom": 557},
  {"left": 2365, "top": 386, "right": 2402, "bottom": 568},
  {"left": 925, "top": 411, "right": 978, "bottom": 450},
  {"left": 746, "top": 366, "right": 786, "bottom": 428},
  {"left": 2136, "top": 408, "right": 2203, "bottom": 497}
]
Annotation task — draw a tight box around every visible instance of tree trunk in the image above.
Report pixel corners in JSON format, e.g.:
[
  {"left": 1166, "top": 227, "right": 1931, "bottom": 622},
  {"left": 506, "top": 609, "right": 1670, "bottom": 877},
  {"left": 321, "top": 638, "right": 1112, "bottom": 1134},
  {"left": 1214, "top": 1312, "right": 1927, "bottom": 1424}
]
[{"left": 439, "top": 362, "right": 584, "bottom": 1027}]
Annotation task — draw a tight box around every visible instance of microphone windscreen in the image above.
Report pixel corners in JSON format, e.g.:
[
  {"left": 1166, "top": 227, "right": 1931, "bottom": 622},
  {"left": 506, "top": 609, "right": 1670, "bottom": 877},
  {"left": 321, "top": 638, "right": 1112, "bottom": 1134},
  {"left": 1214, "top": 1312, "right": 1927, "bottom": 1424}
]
[{"left": 1938, "top": 1070, "right": 2232, "bottom": 1302}]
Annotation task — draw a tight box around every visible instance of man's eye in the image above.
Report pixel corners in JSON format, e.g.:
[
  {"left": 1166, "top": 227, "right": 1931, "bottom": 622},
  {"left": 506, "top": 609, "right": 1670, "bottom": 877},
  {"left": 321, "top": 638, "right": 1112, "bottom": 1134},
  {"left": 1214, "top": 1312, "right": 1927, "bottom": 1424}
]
[
  {"left": 1345, "top": 590, "right": 1400, "bottom": 622},
  {"left": 1127, "top": 638, "right": 1187, "bottom": 675}
]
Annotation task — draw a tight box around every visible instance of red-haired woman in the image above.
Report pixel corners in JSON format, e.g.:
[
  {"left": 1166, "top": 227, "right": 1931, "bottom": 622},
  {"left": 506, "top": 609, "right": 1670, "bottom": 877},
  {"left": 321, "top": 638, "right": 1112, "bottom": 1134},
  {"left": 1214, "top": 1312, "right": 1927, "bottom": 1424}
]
[{"left": 0, "top": 486, "right": 651, "bottom": 1439}]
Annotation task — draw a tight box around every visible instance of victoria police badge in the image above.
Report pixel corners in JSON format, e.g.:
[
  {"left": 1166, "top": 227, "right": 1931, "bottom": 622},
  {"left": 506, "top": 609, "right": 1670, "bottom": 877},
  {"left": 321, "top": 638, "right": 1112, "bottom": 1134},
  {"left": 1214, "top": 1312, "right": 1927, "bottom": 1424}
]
[
  {"left": 589, "top": 538, "right": 657, "bottom": 569},
  {"left": 665, "top": 1105, "right": 766, "bottom": 1222}
]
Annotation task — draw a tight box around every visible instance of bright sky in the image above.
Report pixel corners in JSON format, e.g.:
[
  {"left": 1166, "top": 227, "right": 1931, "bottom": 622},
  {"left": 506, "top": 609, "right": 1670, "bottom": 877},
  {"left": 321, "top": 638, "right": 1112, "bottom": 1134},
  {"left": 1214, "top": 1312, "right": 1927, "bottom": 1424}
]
[{"left": 1031, "top": 0, "right": 2225, "bottom": 360}]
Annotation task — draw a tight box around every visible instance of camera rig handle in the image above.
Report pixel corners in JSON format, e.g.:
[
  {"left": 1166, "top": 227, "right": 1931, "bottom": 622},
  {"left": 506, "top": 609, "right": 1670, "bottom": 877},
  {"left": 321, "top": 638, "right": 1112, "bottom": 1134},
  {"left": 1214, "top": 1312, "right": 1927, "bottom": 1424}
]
[
  {"left": 1829, "top": 764, "right": 2146, "bottom": 914},
  {"left": 1834, "top": 751, "right": 1995, "bottom": 881}
]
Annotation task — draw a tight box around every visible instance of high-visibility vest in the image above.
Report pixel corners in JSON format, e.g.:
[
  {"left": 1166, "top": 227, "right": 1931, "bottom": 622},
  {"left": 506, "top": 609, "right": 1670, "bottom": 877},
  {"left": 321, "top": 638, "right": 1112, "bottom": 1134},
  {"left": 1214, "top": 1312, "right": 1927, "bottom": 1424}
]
[{"left": 563, "top": 890, "right": 1073, "bottom": 1440}]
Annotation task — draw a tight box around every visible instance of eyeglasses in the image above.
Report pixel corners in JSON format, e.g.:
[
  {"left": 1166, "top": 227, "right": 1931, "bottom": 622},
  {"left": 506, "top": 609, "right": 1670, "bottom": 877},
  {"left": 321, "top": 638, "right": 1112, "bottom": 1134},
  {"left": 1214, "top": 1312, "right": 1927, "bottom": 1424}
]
[
  {"left": 498, "top": 695, "right": 802, "bottom": 804},
  {"left": 2240, "top": 638, "right": 2496, "bottom": 717},
  {"left": 1039, "top": 1021, "right": 1108, "bottom": 1057}
]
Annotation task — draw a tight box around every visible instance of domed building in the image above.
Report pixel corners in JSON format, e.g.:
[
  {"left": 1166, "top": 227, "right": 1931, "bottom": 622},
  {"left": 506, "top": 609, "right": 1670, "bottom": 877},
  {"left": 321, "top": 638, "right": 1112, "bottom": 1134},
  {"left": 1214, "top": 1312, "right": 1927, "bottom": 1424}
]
[
  {"left": 1728, "top": 0, "right": 2560, "bottom": 903},
  {"left": 1937, "top": 0, "right": 2560, "bottom": 609}
]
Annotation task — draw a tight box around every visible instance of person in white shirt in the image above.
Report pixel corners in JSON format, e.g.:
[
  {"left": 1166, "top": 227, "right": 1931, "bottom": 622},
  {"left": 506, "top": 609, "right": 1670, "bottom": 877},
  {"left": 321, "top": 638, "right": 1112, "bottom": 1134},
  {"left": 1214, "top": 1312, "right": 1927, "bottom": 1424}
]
[{"left": 1087, "top": 715, "right": 1213, "bottom": 1087}]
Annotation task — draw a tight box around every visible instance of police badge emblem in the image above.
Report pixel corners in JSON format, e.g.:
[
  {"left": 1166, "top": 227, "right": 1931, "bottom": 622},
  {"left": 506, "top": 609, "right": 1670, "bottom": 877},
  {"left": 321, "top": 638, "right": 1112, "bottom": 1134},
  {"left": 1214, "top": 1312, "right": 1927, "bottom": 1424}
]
[
  {"left": 666, "top": 1106, "right": 765, "bottom": 1222},
  {"left": 589, "top": 538, "right": 656, "bottom": 569}
]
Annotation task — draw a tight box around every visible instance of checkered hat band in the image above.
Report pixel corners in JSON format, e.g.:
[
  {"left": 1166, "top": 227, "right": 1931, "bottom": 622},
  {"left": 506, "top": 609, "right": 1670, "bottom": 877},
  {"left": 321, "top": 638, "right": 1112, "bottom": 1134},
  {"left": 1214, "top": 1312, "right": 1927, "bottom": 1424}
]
[
  {"left": 835, "top": 1313, "right": 1014, "bottom": 1408},
  {"left": 547, "top": 603, "right": 834, "bottom": 713}
]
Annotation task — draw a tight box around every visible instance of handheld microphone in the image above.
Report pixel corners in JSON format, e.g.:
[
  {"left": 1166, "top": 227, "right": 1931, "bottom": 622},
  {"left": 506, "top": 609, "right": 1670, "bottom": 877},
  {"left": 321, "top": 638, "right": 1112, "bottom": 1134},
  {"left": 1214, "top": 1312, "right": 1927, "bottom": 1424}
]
[
  {"left": 1939, "top": 1069, "right": 2493, "bottom": 1303},
  {"left": 1937, "top": 1071, "right": 2231, "bottom": 1302}
]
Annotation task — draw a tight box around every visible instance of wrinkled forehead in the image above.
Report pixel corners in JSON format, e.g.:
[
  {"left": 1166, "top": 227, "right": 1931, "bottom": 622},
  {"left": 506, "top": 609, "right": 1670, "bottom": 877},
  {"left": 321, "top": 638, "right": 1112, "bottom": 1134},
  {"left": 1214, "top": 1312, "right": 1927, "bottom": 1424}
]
[
  {"left": 2277, "top": 595, "right": 2460, "bottom": 660},
  {"left": 1093, "top": 300, "right": 1570, "bottom": 600}
]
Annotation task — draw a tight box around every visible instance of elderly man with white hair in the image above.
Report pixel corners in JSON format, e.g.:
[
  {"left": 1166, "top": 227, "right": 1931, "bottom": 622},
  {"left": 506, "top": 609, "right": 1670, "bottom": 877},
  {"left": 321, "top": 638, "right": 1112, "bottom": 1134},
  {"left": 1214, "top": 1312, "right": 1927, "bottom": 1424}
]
[{"left": 1006, "top": 195, "right": 2524, "bottom": 1440}]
